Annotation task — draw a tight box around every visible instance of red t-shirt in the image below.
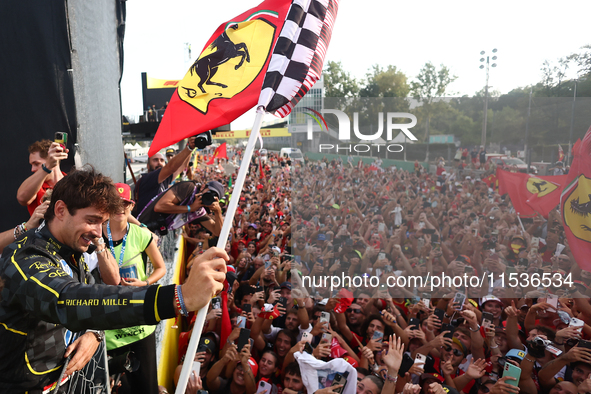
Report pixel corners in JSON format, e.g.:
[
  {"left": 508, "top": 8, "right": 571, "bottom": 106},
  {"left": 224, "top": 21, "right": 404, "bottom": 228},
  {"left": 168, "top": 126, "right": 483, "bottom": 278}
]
[{"left": 27, "top": 181, "right": 52, "bottom": 216}]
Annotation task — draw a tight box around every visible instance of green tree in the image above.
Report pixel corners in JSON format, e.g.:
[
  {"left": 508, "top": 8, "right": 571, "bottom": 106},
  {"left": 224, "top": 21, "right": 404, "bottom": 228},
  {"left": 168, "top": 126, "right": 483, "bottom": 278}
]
[
  {"left": 323, "top": 60, "right": 359, "bottom": 97},
  {"left": 360, "top": 64, "right": 410, "bottom": 98},
  {"left": 410, "top": 62, "right": 457, "bottom": 161}
]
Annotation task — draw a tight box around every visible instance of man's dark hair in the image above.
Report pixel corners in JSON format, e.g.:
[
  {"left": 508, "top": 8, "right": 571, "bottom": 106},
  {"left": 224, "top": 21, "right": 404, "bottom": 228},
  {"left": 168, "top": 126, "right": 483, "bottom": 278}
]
[
  {"left": 284, "top": 362, "right": 301, "bottom": 378},
  {"left": 45, "top": 166, "right": 122, "bottom": 222},
  {"left": 28, "top": 139, "right": 52, "bottom": 159},
  {"left": 533, "top": 325, "right": 556, "bottom": 342},
  {"left": 276, "top": 329, "right": 297, "bottom": 347},
  {"left": 360, "top": 314, "right": 392, "bottom": 339},
  {"left": 286, "top": 308, "right": 299, "bottom": 317},
  {"left": 356, "top": 367, "right": 371, "bottom": 377}
]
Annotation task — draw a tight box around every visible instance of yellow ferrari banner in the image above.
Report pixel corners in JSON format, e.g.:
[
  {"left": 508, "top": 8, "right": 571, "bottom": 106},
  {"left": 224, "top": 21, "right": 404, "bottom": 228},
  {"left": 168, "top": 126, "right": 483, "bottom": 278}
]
[
  {"left": 212, "top": 128, "right": 291, "bottom": 139},
  {"left": 146, "top": 76, "right": 180, "bottom": 89}
]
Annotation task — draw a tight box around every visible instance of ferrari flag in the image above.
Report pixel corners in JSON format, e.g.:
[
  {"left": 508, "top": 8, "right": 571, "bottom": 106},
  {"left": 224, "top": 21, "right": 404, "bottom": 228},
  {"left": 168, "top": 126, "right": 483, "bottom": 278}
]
[
  {"left": 206, "top": 142, "right": 228, "bottom": 165},
  {"left": 148, "top": 0, "right": 294, "bottom": 156},
  {"left": 496, "top": 169, "right": 568, "bottom": 218},
  {"left": 561, "top": 126, "right": 591, "bottom": 270},
  {"left": 482, "top": 174, "right": 498, "bottom": 191},
  {"left": 258, "top": 0, "right": 340, "bottom": 117}
]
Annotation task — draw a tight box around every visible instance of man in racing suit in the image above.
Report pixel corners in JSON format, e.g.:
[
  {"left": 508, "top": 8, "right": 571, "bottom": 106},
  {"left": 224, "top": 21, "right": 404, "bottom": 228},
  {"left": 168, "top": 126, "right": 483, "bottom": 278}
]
[{"left": 0, "top": 167, "right": 227, "bottom": 393}]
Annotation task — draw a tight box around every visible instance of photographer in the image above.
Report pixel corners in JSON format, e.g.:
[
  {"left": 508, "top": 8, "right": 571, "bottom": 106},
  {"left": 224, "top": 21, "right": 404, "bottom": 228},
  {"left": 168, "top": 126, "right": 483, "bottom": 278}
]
[{"left": 139, "top": 180, "right": 224, "bottom": 237}]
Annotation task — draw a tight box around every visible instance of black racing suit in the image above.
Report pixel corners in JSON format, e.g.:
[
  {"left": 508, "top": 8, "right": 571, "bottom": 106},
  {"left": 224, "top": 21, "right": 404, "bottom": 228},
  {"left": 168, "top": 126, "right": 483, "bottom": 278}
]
[{"left": 0, "top": 225, "right": 176, "bottom": 393}]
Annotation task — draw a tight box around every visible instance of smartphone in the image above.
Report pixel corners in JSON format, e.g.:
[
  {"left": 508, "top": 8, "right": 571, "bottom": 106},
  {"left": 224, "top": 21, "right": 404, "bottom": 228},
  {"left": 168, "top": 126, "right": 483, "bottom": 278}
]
[
  {"left": 301, "top": 332, "right": 313, "bottom": 343},
  {"left": 472, "top": 228, "right": 479, "bottom": 237},
  {"left": 378, "top": 223, "right": 386, "bottom": 232},
  {"left": 264, "top": 259, "right": 272, "bottom": 269},
  {"left": 422, "top": 228, "right": 435, "bottom": 235},
  {"left": 422, "top": 296, "right": 430, "bottom": 309},
  {"left": 503, "top": 363, "right": 521, "bottom": 386},
  {"left": 242, "top": 304, "right": 252, "bottom": 314},
  {"left": 414, "top": 353, "right": 427, "bottom": 366},
  {"left": 482, "top": 312, "right": 494, "bottom": 328},
  {"left": 546, "top": 294, "right": 559, "bottom": 312},
  {"left": 211, "top": 296, "right": 222, "bottom": 310},
  {"left": 434, "top": 308, "right": 445, "bottom": 322},
  {"left": 452, "top": 293, "right": 466, "bottom": 310},
  {"left": 303, "top": 342, "right": 314, "bottom": 354},
  {"left": 237, "top": 316, "right": 247, "bottom": 329},
  {"left": 385, "top": 265, "right": 393, "bottom": 273},
  {"left": 464, "top": 265, "right": 474, "bottom": 274},
  {"left": 322, "top": 332, "right": 333, "bottom": 343},
  {"left": 570, "top": 318, "right": 585, "bottom": 333},
  {"left": 192, "top": 360, "right": 201, "bottom": 378},
  {"left": 378, "top": 252, "right": 386, "bottom": 260},
  {"left": 399, "top": 353, "right": 414, "bottom": 375},
  {"left": 278, "top": 297, "right": 288, "bottom": 309},
  {"left": 419, "top": 221, "right": 425, "bottom": 229},
  {"left": 237, "top": 328, "right": 251, "bottom": 351},
  {"left": 320, "top": 312, "right": 330, "bottom": 325},
  {"left": 409, "top": 318, "right": 420, "bottom": 330},
  {"left": 54, "top": 131, "right": 68, "bottom": 149},
  {"left": 332, "top": 372, "right": 348, "bottom": 394},
  {"left": 257, "top": 380, "right": 273, "bottom": 394},
  {"left": 442, "top": 323, "right": 455, "bottom": 339},
  {"left": 372, "top": 331, "right": 384, "bottom": 343}
]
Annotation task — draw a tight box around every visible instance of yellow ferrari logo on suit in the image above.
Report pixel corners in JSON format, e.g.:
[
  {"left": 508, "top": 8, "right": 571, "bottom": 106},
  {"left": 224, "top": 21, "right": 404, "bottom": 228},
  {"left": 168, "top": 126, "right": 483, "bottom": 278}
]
[
  {"left": 178, "top": 19, "right": 275, "bottom": 114},
  {"left": 564, "top": 175, "right": 591, "bottom": 243},
  {"left": 526, "top": 177, "right": 558, "bottom": 197}
]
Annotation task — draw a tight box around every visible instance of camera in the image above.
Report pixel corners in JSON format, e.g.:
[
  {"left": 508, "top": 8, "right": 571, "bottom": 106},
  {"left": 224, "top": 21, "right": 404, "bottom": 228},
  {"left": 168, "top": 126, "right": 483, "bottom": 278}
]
[
  {"left": 527, "top": 336, "right": 551, "bottom": 358},
  {"left": 193, "top": 131, "right": 213, "bottom": 149},
  {"left": 201, "top": 191, "right": 217, "bottom": 206},
  {"left": 200, "top": 181, "right": 223, "bottom": 206}
]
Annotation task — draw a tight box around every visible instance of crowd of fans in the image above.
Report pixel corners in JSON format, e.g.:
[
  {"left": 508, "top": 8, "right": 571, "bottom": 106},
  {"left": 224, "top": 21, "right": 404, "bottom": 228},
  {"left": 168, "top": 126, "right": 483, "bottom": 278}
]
[
  {"left": 168, "top": 150, "right": 591, "bottom": 394},
  {"left": 3, "top": 138, "right": 591, "bottom": 394}
]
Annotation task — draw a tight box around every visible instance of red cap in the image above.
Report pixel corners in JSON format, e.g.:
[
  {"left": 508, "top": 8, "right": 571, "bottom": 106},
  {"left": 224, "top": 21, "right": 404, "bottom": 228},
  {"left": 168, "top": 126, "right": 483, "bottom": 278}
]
[
  {"left": 239, "top": 357, "right": 258, "bottom": 376},
  {"left": 342, "top": 355, "right": 358, "bottom": 368},
  {"left": 114, "top": 183, "right": 133, "bottom": 203},
  {"left": 257, "top": 184, "right": 264, "bottom": 190}
]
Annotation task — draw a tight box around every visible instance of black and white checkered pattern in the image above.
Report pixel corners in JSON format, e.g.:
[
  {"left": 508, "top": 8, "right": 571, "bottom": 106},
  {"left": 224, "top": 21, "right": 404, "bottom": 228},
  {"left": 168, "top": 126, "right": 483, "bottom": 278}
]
[{"left": 258, "top": 0, "right": 339, "bottom": 117}]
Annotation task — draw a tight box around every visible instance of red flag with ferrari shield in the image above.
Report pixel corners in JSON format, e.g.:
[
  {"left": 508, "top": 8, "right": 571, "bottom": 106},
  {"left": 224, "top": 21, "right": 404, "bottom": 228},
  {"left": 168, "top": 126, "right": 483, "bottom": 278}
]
[
  {"left": 561, "top": 126, "right": 591, "bottom": 271},
  {"left": 148, "top": 0, "right": 294, "bottom": 156},
  {"left": 496, "top": 169, "right": 568, "bottom": 218},
  {"left": 206, "top": 142, "right": 227, "bottom": 165}
]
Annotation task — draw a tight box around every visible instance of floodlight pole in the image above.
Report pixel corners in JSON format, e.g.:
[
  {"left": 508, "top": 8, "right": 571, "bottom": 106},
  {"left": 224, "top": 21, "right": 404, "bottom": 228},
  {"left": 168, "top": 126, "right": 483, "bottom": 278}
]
[{"left": 568, "top": 79, "right": 578, "bottom": 165}]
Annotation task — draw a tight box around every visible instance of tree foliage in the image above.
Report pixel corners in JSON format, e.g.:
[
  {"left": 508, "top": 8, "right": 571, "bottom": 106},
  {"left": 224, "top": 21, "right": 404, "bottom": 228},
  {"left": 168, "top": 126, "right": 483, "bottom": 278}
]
[{"left": 323, "top": 61, "right": 359, "bottom": 98}]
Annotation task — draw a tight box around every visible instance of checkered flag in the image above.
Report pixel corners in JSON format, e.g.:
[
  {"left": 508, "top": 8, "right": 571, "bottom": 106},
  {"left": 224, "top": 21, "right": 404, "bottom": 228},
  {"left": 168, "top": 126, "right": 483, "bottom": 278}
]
[{"left": 258, "top": 0, "right": 340, "bottom": 117}]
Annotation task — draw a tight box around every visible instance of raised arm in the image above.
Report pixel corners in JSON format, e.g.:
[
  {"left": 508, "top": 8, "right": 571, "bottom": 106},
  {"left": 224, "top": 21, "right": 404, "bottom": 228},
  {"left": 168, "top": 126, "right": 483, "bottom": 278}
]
[{"left": 157, "top": 137, "right": 196, "bottom": 184}]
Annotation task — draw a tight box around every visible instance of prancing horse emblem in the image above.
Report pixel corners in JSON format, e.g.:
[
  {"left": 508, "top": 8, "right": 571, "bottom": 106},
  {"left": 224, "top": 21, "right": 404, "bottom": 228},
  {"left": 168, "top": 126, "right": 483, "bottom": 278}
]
[{"left": 182, "top": 24, "right": 250, "bottom": 97}]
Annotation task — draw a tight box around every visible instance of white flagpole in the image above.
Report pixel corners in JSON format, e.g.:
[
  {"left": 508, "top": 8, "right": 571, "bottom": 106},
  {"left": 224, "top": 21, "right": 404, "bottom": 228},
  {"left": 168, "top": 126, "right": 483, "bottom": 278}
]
[
  {"left": 517, "top": 213, "right": 526, "bottom": 233},
  {"left": 175, "top": 106, "right": 265, "bottom": 394}
]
